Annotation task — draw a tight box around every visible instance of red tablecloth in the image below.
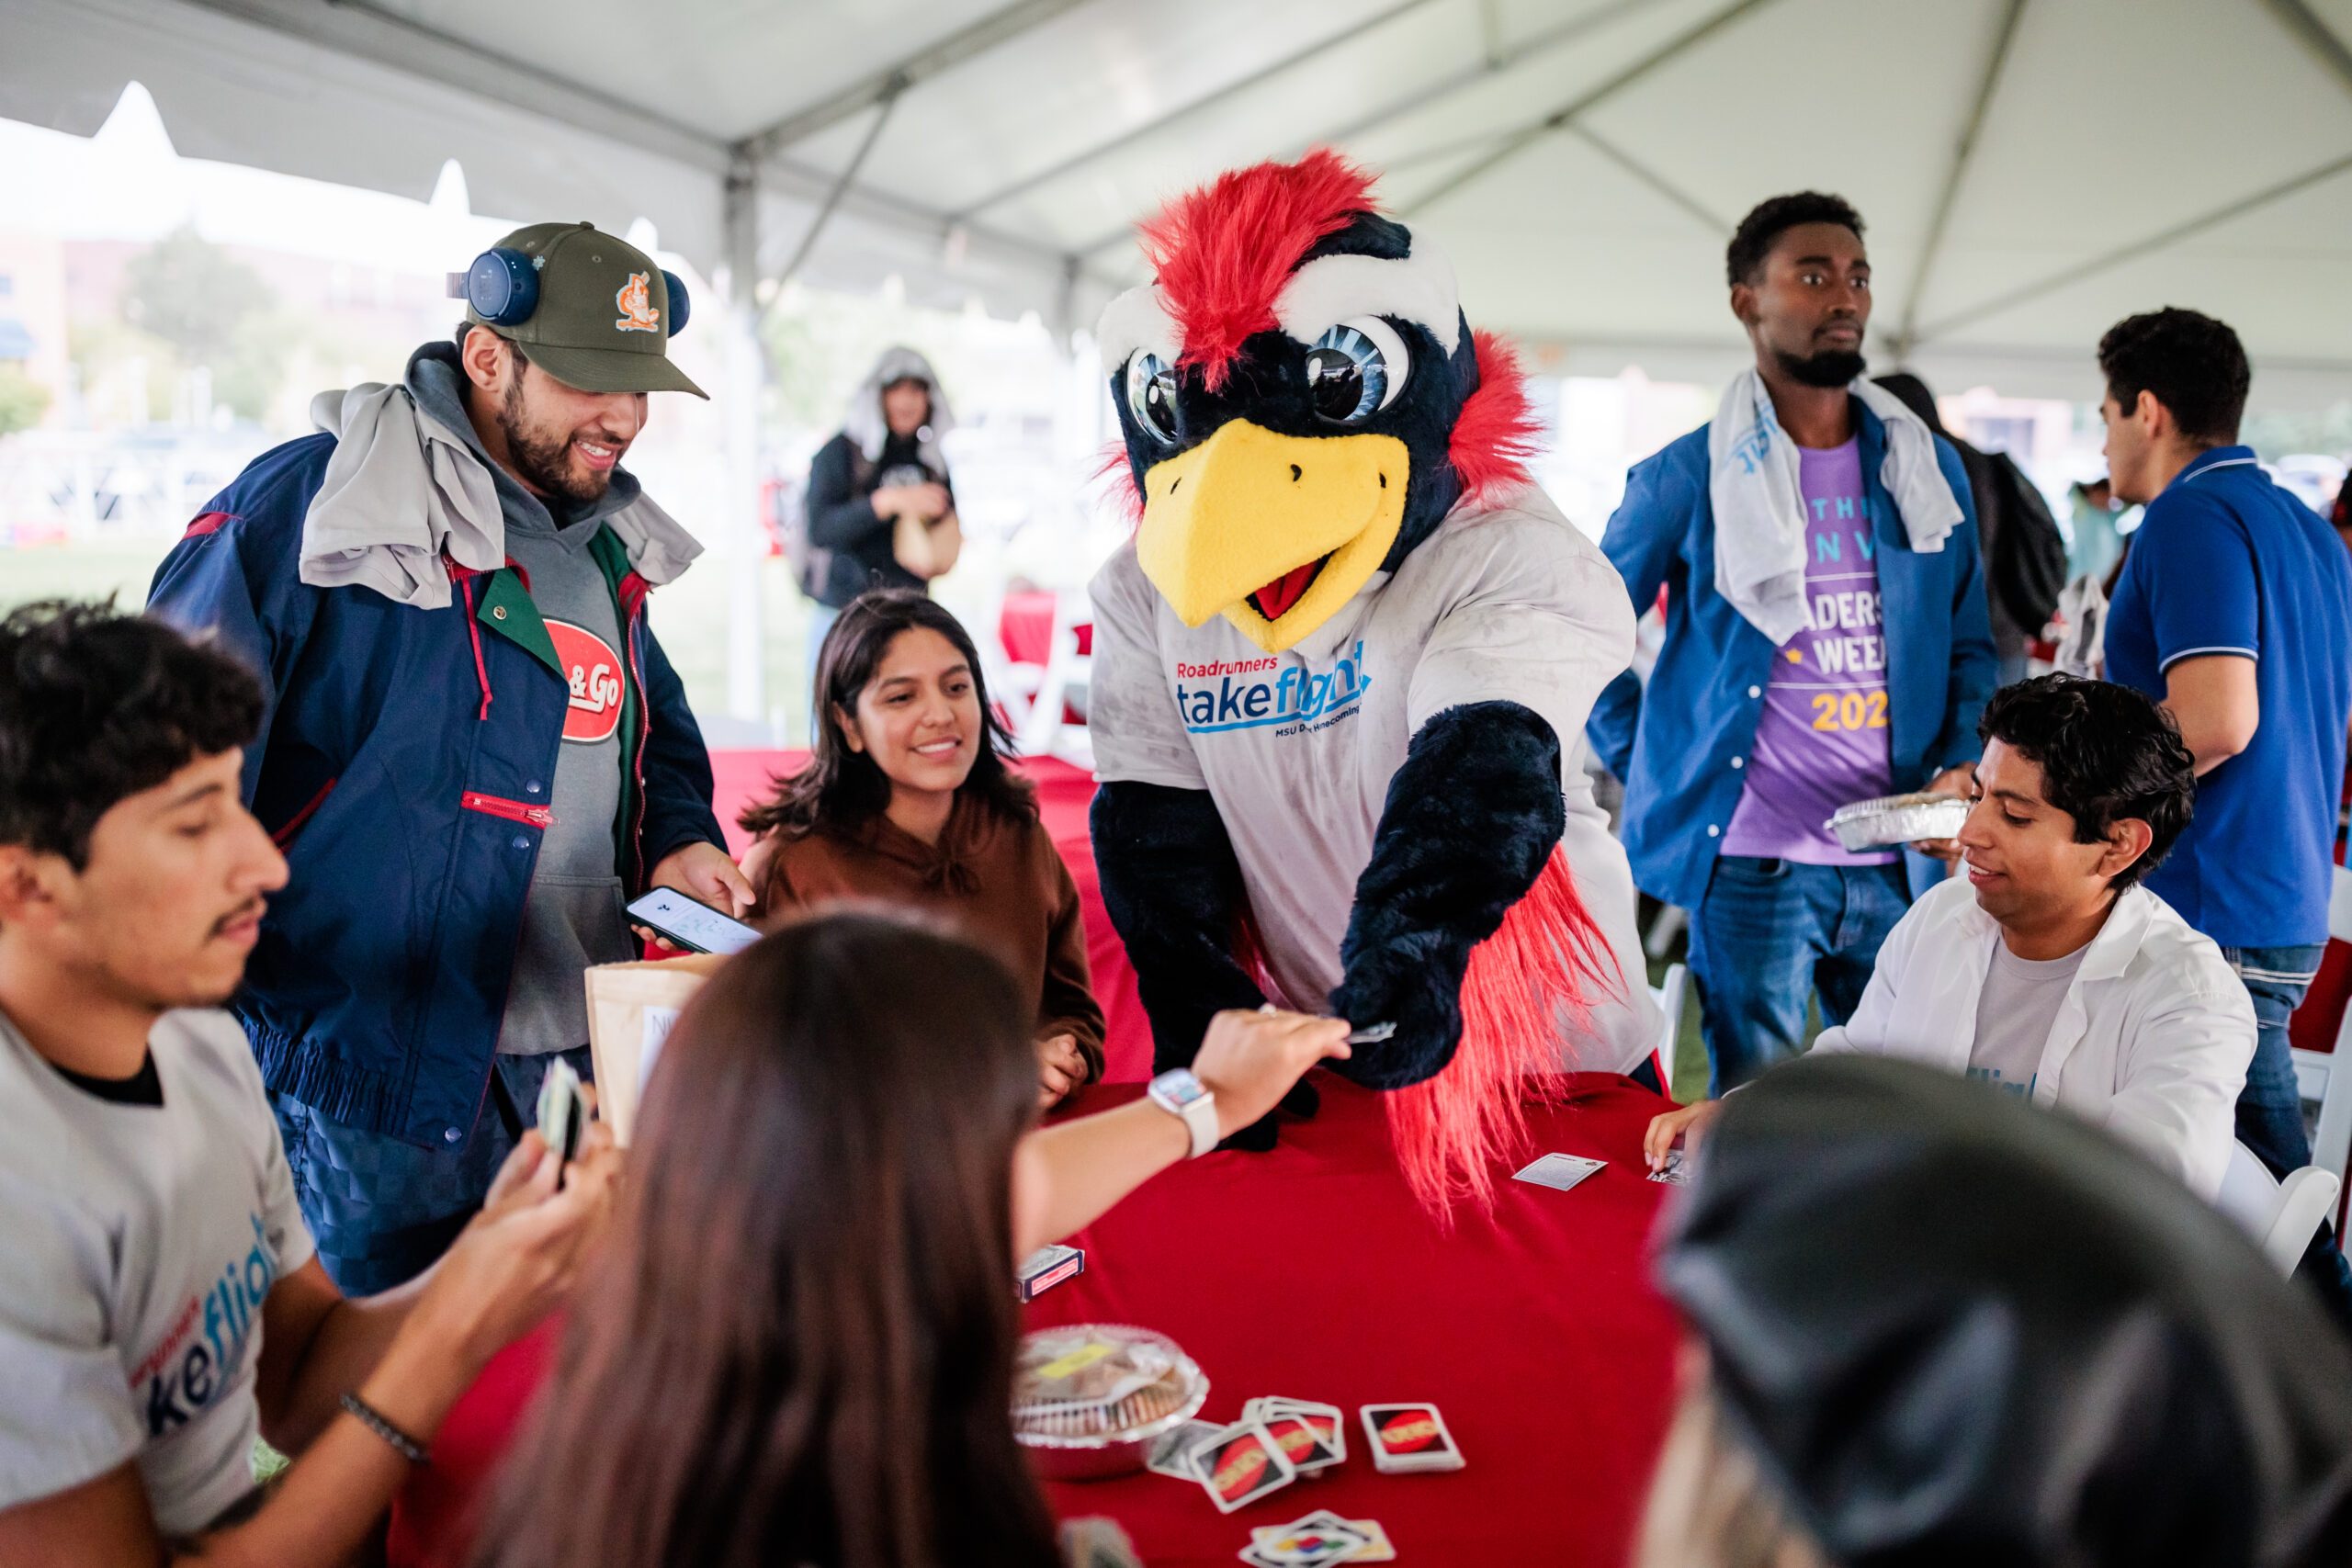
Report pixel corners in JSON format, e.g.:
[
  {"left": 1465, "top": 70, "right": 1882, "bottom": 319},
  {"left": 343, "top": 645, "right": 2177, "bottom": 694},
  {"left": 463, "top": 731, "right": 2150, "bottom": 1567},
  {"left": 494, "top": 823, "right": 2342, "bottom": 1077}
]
[
  {"left": 707, "top": 749, "right": 1152, "bottom": 1082},
  {"left": 387, "top": 1075, "right": 1682, "bottom": 1567}
]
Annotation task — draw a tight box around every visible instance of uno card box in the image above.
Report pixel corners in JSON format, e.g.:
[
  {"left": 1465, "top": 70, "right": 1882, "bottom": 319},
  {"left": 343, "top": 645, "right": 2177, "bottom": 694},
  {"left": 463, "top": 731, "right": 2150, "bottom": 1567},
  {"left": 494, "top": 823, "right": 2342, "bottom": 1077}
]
[
  {"left": 1017, "top": 1244, "right": 1086, "bottom": 1302},
  {"left": 582, "top": 953, "right": 727, "bottom": 1145}
]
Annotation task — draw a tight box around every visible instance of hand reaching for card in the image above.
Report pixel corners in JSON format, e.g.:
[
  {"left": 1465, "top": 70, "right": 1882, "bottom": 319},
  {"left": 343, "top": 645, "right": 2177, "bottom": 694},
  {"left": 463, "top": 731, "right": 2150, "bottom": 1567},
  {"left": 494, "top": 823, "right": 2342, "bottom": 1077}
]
[
  {"left": 1643, "top": 1098, "right": 1721, "bottom": 1171},
  {"left": 1193, "top": 1009, "right": 1352, "bottom": 1142}
]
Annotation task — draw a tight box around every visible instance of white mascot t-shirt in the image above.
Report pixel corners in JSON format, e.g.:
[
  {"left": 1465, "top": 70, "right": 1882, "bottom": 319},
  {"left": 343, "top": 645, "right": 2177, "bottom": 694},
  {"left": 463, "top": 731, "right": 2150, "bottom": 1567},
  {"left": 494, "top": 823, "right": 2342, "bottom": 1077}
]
[
  {"left": 0, "top": 1007, "right": 316, "bottom": 1534},
  {"left": 1090, "top": 483, "right": 1660, "bottom": 1070}
]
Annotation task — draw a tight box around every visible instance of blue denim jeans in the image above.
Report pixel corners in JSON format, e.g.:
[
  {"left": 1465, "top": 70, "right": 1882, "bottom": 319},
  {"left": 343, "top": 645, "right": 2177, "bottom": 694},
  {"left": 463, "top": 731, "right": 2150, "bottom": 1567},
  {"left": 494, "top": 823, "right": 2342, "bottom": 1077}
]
[
  {"left": 1689, "top": 856, "right": 1911, "bottom": 1095},
  {"left": 2222, "top": 944, "right": 2352, "bottom": 1328},
  {"left": 274, "top": 1043, "right": 593, "bottom": 1294}
]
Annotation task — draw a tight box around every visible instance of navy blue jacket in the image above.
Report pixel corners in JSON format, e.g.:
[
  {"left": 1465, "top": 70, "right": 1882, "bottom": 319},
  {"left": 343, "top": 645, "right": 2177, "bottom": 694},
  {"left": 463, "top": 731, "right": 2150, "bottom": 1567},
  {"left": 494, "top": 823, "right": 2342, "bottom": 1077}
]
[
  {"left": 1587, "top": 406, "right": 1997, "bottom": 909},
  {"left": 147, "top": 434, "right": 722, "bottom": 1150}
]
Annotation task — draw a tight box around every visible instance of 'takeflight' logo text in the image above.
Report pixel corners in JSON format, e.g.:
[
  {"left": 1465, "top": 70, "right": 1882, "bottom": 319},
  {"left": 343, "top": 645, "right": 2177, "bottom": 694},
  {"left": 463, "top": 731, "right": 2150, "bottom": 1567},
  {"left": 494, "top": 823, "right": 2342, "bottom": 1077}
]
[
  {"left": 134, "top": 1213, "right": 281, "bottom": 1438},
  {"left": 1176, "top": 641, "right": 1371, "bottom": 736}
]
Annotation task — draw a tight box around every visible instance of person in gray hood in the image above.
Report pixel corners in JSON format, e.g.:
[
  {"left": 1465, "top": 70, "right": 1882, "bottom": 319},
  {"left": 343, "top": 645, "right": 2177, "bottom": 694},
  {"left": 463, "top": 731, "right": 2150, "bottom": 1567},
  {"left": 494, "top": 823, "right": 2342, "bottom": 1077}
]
[{"left": 148, "top": 220, "right": 751, "bottom": 1292}]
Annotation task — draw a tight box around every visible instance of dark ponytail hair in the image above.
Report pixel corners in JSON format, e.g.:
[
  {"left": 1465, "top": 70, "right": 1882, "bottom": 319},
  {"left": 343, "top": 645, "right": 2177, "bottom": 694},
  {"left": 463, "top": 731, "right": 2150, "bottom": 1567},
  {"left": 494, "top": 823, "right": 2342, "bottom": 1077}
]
[
  {"left": 469, "top": 910, "right": 1063, "bottom": 1568},
  {"left": 741, "top": 589, "right": 1032, "bottom": 841}
]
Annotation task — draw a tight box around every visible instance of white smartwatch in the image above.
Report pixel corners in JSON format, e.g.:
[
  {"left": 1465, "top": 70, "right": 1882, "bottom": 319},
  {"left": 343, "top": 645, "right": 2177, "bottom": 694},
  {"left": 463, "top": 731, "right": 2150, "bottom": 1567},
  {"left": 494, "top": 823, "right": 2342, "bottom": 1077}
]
[{"left": 1148, "top": 1067, "right": 1219, "bottom": 1159}]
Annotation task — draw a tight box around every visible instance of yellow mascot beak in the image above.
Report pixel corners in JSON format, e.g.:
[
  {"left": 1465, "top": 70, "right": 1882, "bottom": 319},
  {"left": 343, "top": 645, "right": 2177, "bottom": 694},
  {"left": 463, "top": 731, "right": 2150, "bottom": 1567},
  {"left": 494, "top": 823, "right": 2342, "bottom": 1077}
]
[{"left": 1135, "top": 420, "right": 1410, "bottom": 655}]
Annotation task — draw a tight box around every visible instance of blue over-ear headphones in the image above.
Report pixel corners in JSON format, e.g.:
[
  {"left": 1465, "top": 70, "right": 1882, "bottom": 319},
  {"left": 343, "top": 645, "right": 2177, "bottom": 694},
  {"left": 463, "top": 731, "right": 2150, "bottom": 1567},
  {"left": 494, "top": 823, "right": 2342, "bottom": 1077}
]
[{"left": 458, "top": 247, "right": 692, "bottom": 334}]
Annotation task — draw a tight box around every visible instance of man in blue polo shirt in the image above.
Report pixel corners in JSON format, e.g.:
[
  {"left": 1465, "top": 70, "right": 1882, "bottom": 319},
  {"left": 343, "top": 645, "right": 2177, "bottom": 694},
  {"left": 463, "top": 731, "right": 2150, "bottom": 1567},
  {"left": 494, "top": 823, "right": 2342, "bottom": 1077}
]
[
  {"left": 1589, "top": 192, "right": 1996, "bottom": 1094},
  {"left": 2098, "top": 306, "right": 2352, "bottom": 1323}
]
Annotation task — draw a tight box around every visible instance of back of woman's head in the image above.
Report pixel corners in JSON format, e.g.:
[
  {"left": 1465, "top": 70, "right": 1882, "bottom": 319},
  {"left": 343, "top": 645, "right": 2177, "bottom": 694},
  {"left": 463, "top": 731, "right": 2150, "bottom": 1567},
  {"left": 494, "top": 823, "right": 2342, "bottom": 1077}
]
[
  {"left": 741, "top": 590, "right": 1029, "bottom": 840},
  {"left": 472, "top": 910, "right": 1062, "bottom": 1568}
]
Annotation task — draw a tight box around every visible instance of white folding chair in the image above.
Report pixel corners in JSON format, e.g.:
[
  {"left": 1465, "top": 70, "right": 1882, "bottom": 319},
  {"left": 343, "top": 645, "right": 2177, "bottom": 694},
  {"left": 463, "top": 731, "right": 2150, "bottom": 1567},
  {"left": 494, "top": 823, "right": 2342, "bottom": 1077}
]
[
  {"left": 1016, "top": 590, "right": 1095, "bottom": 768},
  {"left": 1649, "top": 961, "right": 1688, "bottom": 1095},
  {"left": 2289, "top": 863, "right": 2352, "bottom": 1182},
  {"left": 2215, "top": 1140, "right": 2342, "bottom": 1276}
]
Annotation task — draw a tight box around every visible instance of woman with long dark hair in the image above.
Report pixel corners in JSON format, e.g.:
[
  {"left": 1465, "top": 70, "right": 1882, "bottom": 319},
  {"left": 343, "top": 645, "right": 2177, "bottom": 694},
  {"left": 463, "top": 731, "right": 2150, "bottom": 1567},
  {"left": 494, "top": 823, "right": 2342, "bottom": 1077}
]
[
  {"left": 743, "top": 590, "right": 1104, "bottom": 1107},
  {"left": 466, "top": 911, "right": 1348, "bottom": 1568}
]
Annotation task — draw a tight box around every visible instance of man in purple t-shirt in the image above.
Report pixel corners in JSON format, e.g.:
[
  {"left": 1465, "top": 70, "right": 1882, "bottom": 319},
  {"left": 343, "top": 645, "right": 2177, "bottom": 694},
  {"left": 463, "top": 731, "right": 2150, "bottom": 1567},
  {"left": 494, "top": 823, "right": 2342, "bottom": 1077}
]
[{"left": 1590, "top": 192, "right": 1995, "bottom": 1095}]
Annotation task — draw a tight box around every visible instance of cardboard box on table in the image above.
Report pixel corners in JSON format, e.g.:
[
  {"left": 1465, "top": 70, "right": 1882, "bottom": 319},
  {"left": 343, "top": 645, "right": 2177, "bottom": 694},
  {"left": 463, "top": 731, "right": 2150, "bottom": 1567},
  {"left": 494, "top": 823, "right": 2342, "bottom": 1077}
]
[{"left": 583, "top": 953, "right": 727, "bottom": 1145}]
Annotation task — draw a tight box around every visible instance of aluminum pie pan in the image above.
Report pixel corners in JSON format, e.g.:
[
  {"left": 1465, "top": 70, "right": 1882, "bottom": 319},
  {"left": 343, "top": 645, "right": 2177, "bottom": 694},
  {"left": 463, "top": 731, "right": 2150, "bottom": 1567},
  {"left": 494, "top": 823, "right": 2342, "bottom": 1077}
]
[
  {"left": 1824, "top": 792, "right": 1970, "bottom": 852},
  {"left": 1012, "top": 1324, "right": 1210, "bottom": 1481}
]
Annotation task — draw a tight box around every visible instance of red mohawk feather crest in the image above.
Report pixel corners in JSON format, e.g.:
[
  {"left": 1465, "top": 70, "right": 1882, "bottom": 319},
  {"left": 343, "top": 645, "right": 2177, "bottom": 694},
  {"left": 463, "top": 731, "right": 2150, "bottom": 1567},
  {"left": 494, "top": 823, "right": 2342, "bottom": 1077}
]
[{"left": 1137, "top": 147, "right": 1378, "bottom": 393}]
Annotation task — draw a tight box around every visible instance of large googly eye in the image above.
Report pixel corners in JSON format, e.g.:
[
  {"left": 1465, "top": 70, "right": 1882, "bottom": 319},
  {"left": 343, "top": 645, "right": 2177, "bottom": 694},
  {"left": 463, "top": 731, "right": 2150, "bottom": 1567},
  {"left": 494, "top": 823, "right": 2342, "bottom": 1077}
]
[
  {"left": 1304, "top": 316, "right": 1410, "bottom": 424},
  {"left": 1124, "top": 352, "right": 1181, "bottom": 445}
]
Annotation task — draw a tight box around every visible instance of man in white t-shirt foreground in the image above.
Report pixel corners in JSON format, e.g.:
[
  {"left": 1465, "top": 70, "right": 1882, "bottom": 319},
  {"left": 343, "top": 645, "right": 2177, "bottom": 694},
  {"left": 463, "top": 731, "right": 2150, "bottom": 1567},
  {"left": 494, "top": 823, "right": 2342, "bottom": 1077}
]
[
  {"left": 0, "top": 602, "right": 616, "bottom": 1565},
  {"left": 1647, "top": 674, "right": 2255, "bottom": 1199}
]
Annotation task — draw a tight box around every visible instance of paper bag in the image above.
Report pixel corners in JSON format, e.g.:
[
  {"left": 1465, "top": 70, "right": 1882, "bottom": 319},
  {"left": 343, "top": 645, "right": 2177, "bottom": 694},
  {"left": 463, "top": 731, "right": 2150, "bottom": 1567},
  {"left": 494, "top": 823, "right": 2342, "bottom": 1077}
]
[{"left": 583, "top": 953, "right": 727, "bottom": 1145}]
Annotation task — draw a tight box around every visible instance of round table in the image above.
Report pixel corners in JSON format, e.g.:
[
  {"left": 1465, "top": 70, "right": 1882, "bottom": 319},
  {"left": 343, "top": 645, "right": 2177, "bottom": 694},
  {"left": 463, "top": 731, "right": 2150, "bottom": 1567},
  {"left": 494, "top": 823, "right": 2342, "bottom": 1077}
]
[{"left": 387, "top": 1073, "right": 1681, "bottom": 1566}]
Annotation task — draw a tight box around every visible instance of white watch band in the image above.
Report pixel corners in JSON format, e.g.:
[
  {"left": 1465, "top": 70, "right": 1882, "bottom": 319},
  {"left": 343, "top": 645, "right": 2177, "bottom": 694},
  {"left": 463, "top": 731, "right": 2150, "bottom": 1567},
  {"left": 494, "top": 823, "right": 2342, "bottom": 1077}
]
[{"left": 1148, "top": 1069, "right": 1219, "bottom": 1159}]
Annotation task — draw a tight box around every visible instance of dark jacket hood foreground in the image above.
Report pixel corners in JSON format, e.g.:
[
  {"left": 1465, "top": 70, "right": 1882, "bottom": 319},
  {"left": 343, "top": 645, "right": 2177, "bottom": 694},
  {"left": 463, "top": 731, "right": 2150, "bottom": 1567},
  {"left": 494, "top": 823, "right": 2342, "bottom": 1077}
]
[{"left": 1657, "top": 1054, "right": 2352, "bottom": 1568}]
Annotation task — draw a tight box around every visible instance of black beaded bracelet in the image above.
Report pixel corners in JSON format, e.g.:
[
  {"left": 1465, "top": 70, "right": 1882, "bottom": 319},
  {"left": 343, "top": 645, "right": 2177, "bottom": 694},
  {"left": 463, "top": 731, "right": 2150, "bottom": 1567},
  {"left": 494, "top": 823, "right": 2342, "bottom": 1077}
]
[{"left": 340, "top": 1392, "right": 428, "bottom": 1464}]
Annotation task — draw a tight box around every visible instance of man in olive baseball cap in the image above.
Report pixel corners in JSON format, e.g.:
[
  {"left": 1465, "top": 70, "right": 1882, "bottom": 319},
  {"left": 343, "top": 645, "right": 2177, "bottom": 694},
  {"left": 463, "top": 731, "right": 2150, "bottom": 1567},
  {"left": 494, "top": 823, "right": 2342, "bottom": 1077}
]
[
  {"left": 458, "top": 220, "right": 707, "bottom": 398},
  {"left": 144, "top": 218, "right": 748, "bottom": 1292}
]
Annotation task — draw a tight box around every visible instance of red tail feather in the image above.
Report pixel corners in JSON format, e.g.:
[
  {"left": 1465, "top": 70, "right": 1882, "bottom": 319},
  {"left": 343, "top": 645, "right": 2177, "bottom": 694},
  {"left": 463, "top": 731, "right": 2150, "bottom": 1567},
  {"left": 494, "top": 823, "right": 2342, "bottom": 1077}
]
[{"left": 1383, "top": 849, "right": 1618, "bottom": 1223}]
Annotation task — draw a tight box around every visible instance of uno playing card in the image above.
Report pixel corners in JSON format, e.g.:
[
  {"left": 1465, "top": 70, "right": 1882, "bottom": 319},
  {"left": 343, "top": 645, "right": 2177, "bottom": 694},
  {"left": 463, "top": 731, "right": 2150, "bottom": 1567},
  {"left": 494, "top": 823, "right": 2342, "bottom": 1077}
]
[
  {"left": 1145, "top": 1418, "right": 1219, "bottom": 1480},
  {"left": 1238, "top": 1508, "right": 1372, "bottom": 1565},
  {"left": 1513, "top": 1151, "right": 1606, "bottom": 1192},
  {"left": 1260, "top": 1398, "right": 1345, "bottom": 1465},
  {"left": 1359, "top": 1403, "right": 1464, "bottom": 1473},
  {"left": 1190, "top": 1420, "right": 1298, "bottom": 1513},
  {"left": 1260, "top": 1413, "right": 1340, "bottom": 1474},
  {"left": 1251, "top": 1515, "right": 1395, "bottom": 1564}
]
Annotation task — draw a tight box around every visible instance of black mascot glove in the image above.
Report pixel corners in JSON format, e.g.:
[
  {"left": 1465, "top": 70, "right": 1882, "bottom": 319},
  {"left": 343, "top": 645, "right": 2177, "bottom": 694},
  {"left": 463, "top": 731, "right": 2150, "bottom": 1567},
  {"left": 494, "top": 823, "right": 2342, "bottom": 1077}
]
[
  {"left": 1091, "top": 781, "right": 1311, "bottom": 1151},
  {"left": 1329, "top": 702, "right": 1566, "bottom": 1091}
]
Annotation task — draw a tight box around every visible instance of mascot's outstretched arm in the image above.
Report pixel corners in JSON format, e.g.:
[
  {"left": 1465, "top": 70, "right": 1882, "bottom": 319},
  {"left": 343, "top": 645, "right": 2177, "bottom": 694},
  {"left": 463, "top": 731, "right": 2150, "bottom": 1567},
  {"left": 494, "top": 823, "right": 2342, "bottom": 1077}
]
[
  {"left": 1091, "top": 780, "right": 1266, "bottom": 1066},
  {"left": 1092, "top": 783, "right": 1310, "bottom": 1150},
  {"left": 1329, "top": 701, "right": 1563, "bottom": 1089}
]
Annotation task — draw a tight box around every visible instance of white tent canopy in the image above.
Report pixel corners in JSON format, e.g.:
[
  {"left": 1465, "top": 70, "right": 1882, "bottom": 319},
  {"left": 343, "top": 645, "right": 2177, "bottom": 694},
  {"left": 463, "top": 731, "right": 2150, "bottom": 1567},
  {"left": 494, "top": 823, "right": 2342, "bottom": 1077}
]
[{"left": 10, "top": 0, "right": 2352, "bottom": 407}]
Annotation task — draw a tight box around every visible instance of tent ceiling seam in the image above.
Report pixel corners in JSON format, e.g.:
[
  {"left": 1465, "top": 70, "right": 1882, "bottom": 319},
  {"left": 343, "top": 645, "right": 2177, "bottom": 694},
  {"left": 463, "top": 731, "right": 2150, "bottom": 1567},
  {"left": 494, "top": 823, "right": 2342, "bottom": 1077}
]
[
  {"left": 947, "top": 0, "right": 1442, "bottom": 223},
  {"left": 742, "top": 0, "right": 1094, "bottom": 157},
  {"left": 1067, "top": 0, "right": 1662, "bottom": 258},
  {"left": 1395, "top": 0, "right": 1790, "bottom": 221},
  {"left": 1891, "top": 0, "right": 2030, "bottom": 357},
  {"left": 1912, "top": 147, "right": 2352, "bottom": 346},
  {"left": 2259, "top": 0, "right": 2352, "bottom": 99}
]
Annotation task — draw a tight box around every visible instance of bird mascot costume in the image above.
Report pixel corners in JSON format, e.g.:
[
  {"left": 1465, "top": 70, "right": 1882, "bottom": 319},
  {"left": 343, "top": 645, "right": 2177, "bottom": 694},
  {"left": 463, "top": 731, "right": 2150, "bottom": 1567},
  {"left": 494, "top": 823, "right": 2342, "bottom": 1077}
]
[{"left": 1088, "top": 150, "right": 1660, "bottom": 1218}]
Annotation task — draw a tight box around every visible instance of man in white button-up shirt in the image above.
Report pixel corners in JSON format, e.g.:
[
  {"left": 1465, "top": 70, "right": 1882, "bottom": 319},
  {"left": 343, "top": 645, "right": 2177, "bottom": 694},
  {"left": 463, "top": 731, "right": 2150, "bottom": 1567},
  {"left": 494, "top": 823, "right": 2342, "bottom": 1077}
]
[{"left": 1649, "top": 675, "right": 2254, "bottom": 1199}]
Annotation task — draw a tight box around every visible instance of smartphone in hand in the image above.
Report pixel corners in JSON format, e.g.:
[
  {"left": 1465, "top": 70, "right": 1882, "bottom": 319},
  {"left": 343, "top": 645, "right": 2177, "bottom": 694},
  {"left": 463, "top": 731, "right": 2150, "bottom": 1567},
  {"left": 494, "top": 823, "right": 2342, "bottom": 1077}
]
[{"left": 624, "top": 888, "right": 761, "bottom": 955}]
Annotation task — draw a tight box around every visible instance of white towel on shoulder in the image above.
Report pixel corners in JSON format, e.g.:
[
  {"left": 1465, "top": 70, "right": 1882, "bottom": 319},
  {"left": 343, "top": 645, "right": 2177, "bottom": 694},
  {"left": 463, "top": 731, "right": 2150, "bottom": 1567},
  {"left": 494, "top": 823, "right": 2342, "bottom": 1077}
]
[
  {"left": 1707, "top": 368, "right": 1962, "bottom": 645},
  {"left": 302, "top": 384, "right": 503, "bottom": 609}
]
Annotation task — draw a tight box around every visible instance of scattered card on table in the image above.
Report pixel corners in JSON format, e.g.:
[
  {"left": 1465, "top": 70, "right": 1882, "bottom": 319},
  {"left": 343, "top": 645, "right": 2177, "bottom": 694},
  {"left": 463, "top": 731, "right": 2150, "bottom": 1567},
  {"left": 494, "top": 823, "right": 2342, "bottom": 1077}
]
[
  {"left": 1648, "top": 1148, "right": 1691, "bottom": 1185},
  {"left": 1238, "top": 1507, "right": 1372, "bottom": 1565},
  {"left": 1360, "top": 1402, "right": 1465, "bottom": 1473},
  {"left": 1259, "top": 1413, "right": 1340, "bottom": 1474},
  {"left": 1249, "top": 1514, "right": 1394, "bottom": 1564},
  {"left": 1258, "top": 1398, "right": 1345, "bottom": 1463},
  {"left": 1146, "top": 1418, "right": 1220, "bottom": 1479},
  {"left": 1190, "top": 1421, "right": 1298, "bottom": 1513},
  {"left": 1513, "top": 1152, "right": 1606, "bottom": 1192}
]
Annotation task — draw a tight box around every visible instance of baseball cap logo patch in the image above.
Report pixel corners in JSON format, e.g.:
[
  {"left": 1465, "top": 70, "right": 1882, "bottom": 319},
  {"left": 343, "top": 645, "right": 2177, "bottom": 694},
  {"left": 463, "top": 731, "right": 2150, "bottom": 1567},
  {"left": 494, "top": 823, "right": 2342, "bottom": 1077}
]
[{"left": 615, "top": 272, "right": 660, "bottom": 334}]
